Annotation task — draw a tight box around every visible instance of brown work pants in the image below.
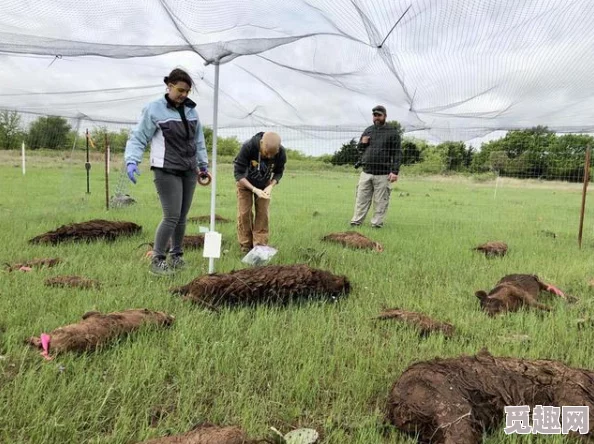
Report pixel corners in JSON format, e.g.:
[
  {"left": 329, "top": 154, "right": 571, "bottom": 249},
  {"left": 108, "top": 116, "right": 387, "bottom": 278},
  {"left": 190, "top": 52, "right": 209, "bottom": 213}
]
[{"left": 236, "top": 183, "right": 270, "bottom": 251}]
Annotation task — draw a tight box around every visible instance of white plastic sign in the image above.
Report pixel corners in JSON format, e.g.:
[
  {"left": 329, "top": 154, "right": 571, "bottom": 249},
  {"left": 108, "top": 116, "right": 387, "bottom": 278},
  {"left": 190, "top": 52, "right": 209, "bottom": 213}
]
[{"left": 203, "top": 231, "right": 222, "bottom": 258}]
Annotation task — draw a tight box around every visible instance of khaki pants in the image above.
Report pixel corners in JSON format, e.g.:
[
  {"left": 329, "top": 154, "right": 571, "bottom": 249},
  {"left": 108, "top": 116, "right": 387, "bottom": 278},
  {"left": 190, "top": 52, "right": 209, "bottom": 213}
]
[
  {"left": 236, "top": 183, "right": 270, "bottom": 251},
  {"left": 351, "top": 172, "right": 392, "bottom": 226}
]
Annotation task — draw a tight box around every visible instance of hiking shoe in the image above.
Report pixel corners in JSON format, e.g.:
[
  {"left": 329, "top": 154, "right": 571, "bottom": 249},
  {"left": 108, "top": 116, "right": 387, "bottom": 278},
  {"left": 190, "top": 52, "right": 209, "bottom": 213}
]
[
  {"left": 150, "top": 257, "right": 174, "bottom": 276},
  {"left": 170, "top": 254, "right": 186, "bottom": 269},
  {"left": 371, "top": 224, "right": 383, "bottom": 229},
  {"left": 350, "top": 221, "right": 361, "bottom": 227}
]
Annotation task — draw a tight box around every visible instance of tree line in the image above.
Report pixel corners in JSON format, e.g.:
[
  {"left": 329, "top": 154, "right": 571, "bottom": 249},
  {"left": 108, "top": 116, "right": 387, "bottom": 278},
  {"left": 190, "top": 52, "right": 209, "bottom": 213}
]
[
  {"left": 0, "top": 111, "right": 242, "bottom": 155},
  {"left": 328, "top": 123, "right": 594, "bottom": 182},
  {"left": 0, "top": 111, "right": 347, "bottom": 162},
  {"left": 2, "top": 111, "right": 593, "bottom": 182}
]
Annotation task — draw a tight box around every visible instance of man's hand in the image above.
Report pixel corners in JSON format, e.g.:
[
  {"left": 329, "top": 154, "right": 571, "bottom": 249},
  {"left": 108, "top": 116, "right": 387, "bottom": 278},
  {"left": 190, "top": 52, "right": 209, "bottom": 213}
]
[
  {"left": 361, "top": 136, "right": 370, "bottom": 144},
  {"left": 263, "top": 184, "right": 274, "bottom": 197},
  {"left": 388, "top": 172, "right": 399, "bottom": 183},
  {"left": 253, "top": 188, "right": 269, "bottom": 199}
]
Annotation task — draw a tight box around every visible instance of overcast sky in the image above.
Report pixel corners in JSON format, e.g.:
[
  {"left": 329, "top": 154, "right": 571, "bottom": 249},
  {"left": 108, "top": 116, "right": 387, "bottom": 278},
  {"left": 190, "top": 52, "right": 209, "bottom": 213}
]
[{"left": 1, "top": 0, "right": 593, "bottom": 154}]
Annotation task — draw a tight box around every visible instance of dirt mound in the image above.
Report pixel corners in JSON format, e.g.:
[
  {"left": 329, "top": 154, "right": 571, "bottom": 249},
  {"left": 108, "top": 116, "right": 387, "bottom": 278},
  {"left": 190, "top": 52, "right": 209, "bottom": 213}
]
[
  {"left": 472, "top": 241, "right": 508, "bottom": 257},
  {"left": 44, "top": 275, "right": 101, "bottom": 289},
  {"left": 27, "top": 309, "right": 174, "bottom": 359},
  {"left": 388, "top": 348, "right": 594, "bottom": 443},
  {"left": 4, "top": 257, "right": 61, "bottom": 272},
  {"left": 138, "top": 424, "right": 249, "bottom": 444},
  {"left": 475, "top": 273, "right": 573, "bottom": 316},
  {"left": 376, "top": 308, "right": 455, "bottom": 338},
  {"left": 188, "top": 214, "right": 231, "bottom": 224},
  {"left": 321, "top": 231, "right": 383, "bottom": 252},
  {"left": 170, "top": 264, "right": 350, "bottom": 309},
  {"left": 29, "top": 219, "right": 141, "bottom": 244}
]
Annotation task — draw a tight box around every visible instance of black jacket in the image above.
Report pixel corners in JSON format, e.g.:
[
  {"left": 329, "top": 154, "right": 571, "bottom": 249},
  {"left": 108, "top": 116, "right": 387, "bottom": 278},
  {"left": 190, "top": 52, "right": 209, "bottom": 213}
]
[
  {"left": 233, "top": 132, "right": 287, "bottom": 189},
  {"left": 357, "top": 123, "right": 402, "bottom": 175}
]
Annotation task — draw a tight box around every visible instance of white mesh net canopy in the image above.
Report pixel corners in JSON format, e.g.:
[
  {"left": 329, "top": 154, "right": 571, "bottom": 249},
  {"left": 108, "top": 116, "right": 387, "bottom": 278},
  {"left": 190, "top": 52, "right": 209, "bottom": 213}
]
[{"left": 1, "top": 0, "right": 594, "bottom": 147}]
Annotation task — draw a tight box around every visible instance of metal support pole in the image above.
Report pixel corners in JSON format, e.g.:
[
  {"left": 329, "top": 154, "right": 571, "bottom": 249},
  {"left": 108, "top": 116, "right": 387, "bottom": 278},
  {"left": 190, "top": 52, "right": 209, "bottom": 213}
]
[{"left": 208, "top": 62, "right": 220, "bottom": 274}]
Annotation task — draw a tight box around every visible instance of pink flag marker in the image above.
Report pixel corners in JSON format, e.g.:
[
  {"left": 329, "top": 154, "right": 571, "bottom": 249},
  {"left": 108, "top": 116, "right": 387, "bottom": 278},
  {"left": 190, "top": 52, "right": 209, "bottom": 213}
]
[
  {"left": 40, "top": 333, "right": 53, "bottom": 360},
  {"left": 546, "top": 284, "right": 565, "bottom": 298}
]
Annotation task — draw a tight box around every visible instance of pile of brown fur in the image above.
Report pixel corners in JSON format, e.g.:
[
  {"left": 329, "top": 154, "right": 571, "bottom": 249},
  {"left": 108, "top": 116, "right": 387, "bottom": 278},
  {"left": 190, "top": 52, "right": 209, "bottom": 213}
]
[
  {"left": 4, "top": 257, "right": 61, "bottom": 272},
  {"left": 472, "top": 241, "right": 508, "bottom": 257},
  {"left": 388, "top": 348, "right": 594, "bottom": 443},
  {"left": 29, "top": 219, "right": 141, "bottom": 244},
  {"left": 171, "top": 264, "right": 350, "bottom": 309},
  {"left": 44, "top": 275, "right": 101, "bottom": 289},
  {"left": 475, "top": 273, "right": 574, "bottom": 316},
  {"left": 322, "top": 231, "right": 383, "bottom": 252},
  {"left": 188, "top": 214, "right": 231, "bottom": 224},
  {"left": 376, "top": 308, "right": 455, "bottom": 338},
  {"left": 27, "top": 309, "right": 174, "bottom": 358},
  {"left": 179, "top": 235, "right": 205, "bottom": 249},
  {"left": 137, "top": 424, "right": 252, "bottom": 444},
  {"left": 139, "top": 235, "right": 205, "bottom": 256}
]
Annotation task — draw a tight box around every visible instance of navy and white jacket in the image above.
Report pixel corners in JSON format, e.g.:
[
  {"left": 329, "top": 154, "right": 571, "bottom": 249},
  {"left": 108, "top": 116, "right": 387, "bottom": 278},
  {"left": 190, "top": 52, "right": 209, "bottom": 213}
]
[{"left": 124, "top": 95, "right": 208, "bottom": 171}]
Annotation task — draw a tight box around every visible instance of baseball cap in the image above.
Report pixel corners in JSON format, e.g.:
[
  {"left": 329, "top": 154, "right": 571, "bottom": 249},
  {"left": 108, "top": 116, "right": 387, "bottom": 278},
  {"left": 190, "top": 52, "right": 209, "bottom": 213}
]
[{"left": 372, "top": 105, "right": 386, "bottom": 115}]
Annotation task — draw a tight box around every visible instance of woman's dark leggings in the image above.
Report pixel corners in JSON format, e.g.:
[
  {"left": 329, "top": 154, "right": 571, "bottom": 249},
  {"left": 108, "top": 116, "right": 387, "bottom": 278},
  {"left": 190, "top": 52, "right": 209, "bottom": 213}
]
[{"left": 152, "top": 168, "right": 197, "bottom": 259}]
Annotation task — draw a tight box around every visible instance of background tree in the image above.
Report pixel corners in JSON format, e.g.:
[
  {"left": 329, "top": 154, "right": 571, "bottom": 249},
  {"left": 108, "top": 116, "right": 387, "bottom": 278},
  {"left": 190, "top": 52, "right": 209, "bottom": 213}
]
[
  {"left": 330, "top": 138, "right": 358, "bottom": 166},
  {"left": 0, "top": 110, "right": 25, "bottom": 150},
  {"left": 27, "top": 116, "right": 71, "bottom": 150}
]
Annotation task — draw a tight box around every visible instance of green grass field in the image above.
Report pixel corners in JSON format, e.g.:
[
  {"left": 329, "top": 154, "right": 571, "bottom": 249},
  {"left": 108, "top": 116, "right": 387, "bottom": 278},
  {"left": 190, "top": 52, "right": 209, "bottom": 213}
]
[{"left": 2, "top": 150, "right": 594, "bottom": 443}]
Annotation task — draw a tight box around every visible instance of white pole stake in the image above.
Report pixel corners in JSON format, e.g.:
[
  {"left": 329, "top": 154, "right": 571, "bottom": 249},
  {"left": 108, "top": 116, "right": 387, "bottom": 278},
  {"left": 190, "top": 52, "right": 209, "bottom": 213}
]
[
  {"left": 21, "top": 141, "right": 25, "bottom": 175},
  {"left": 494, "top": 171, "right": 500, "bottom": 199},
  {"left": 206, "top": 62, "right": 220, "bottom": 274}
]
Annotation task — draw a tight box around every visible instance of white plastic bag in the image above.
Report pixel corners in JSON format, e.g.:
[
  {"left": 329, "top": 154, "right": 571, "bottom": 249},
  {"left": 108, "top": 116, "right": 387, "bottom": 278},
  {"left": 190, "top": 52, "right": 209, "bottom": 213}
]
[{"left": 241, "top": 245, "right": 278, "bottom": 266}]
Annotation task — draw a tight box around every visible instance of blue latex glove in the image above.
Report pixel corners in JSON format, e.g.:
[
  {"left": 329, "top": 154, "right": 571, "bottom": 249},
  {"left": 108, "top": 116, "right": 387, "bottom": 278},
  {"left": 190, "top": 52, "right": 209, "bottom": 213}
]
[
  {"left": 126, "top": 163, "right": 140, "bottom": 184},
  {"left": 198, "top": 166, "right": 208, "bottom": 176}
]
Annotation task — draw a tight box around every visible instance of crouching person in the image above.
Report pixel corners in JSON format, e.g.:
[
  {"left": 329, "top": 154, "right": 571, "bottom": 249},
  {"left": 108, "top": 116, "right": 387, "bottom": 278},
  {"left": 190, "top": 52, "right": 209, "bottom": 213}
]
[{"left": 233, "top": 131, "right": 287, "bottom": 253}]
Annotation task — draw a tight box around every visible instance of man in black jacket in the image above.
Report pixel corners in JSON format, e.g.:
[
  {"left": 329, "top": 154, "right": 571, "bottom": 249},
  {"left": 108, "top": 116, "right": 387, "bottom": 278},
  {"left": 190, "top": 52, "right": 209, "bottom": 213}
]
[
  {"left": 350, "top": 105, "right": 402, "bottom": 228},
  {"left": 233, "top": 131, "right": 287, "bottom": 252}
]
